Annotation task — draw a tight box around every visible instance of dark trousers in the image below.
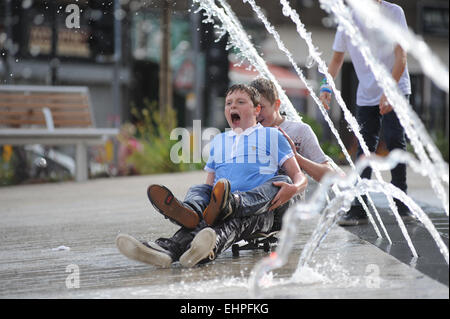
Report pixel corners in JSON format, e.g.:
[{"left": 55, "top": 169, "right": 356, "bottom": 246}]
[
  {"left": 156, "top": 211, "right": 275, "bottom": 261},
  {"left": 354, "top": 99, "right": 409, "bottom": 209},
  {"left": 156, "top": 175, "right": 295, "bottom": 261}
]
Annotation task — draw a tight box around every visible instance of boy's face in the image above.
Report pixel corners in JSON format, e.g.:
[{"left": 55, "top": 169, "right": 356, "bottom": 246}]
[
  {"left": 256, "top": 96, "right": 281, "bottom": 127},
  {"left": 225, "top": 90, "right": 260, "bottom": 131}
]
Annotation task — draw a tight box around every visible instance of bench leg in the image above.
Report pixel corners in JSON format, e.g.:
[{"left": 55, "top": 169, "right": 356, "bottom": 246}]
[{"left": 75, "top": 142, "right": 88, "bottom": 182}]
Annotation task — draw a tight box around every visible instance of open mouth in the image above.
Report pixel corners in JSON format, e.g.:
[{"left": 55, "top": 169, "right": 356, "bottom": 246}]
[{"left": 231, "top": 113, "right": 241, "bottom": 124}]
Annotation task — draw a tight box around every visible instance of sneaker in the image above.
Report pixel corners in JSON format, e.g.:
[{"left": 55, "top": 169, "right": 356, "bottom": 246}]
[
  {"left": 179, "top": 228, "right": 217, "bottom": 268},
  {"left": 147, "top": 184, "right": 200, "bottom": 229},
  {"left": 338, "top": 205, "right": 369, "bottom": 226},
  {"left": 116, "top": 234, "right": 172, "bottom": 268},
  {"left": 203, "top": 179, "right": 234, "bottom": 226}
]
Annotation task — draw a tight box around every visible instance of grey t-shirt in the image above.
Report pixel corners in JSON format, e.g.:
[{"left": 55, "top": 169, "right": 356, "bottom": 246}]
[{"left": 279, "top": 118, "right": 328, "bottom": 164}]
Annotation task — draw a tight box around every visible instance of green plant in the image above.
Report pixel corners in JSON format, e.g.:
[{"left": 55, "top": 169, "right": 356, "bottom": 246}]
[
  {"left": 126, "top": 100, "right": 204, "bottom": 175},
  {"left": 0, "top": 158, "right": 15, "bottom": 186},
  {"left": 0, "top": 146, "right": 28, "bottom": 186}
]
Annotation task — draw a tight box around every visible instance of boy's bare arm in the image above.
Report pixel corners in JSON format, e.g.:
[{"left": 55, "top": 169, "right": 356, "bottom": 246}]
[{"left": 295, "top": 154, "right": 334, "bottom": 182}]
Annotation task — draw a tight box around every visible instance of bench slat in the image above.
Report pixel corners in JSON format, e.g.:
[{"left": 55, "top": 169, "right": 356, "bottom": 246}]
[
  {"left": 0, "top": 110, "right": 91, "bottom": 117},
  {"left": 53, "top": 120, "right": 93, "bottom": 126},
  {"left": 0, "top": 118, "right": 92, "bottom": 126},
  {"left": 0, "top": 102, "right": 90, "bottom": 109},
  {"left": 0, "top": 118, "right": 49, "bottom": 125},
  {"left": 0, "top": 93, "right": 88, "bottom": 100}
]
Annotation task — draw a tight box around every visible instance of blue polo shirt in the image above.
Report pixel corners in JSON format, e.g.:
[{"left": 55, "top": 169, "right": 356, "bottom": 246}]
[{"left": 204, "top": 124, "right": 294, "bottom": 192}]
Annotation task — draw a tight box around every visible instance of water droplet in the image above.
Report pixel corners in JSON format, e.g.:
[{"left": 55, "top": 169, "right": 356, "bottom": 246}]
[
  {"left": 282, "top": 4, "right": 291, "bottom": 17},
  {"left": 305, "top": 55, "right": 316, "bottom": 68},
  {"left": 22, "top": 0, "right": 33, "bottom": 10},
  {"left": 346, "top": 124, "right": 353, "bottom": 132},
  {"left": 35, "top": 157, "right": 47, "bottom": 168}
]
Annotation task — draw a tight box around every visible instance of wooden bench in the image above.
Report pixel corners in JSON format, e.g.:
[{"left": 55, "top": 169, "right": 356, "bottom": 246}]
[{"left": 0, "top": 85, "right": 119, "bottom": 182}]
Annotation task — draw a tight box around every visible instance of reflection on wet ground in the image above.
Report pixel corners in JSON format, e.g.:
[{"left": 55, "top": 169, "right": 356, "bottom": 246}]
[{"left": 0, "top": 171, "right": 447, "bottom": 298}]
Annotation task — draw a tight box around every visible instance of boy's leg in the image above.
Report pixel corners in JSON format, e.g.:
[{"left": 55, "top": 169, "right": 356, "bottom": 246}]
[
  {"left": 155, "top": 222, "right": 208, "bottom": 262},
  {"left": 147, "top": 184, "right": 212, "bottom": 229},
  {"left": 154, "top": 176, "right": 294, "bottom": 265},
  {"left": 270, "top": 192, "right": 303, "bottom": 232},
  {"left": 202, "top": 175, "right": 293, "bottom": 226},
  {"left": 180, "top": 210, "right": 276, "bottom": 267},
  {"left": 234, "top": 175, "right": 293, "bottom": 218},
  {"left": 116, "top": 233, "right": 174, "bottom": 268},
  {"left": 213, "top": 210, "right": 275, "bottom": 257},
  {"left": 158, "top": 192, "right": 294, "bottom": 267},
  {"left": 183, "top": 184, "right": 214, "bottom": 215}
]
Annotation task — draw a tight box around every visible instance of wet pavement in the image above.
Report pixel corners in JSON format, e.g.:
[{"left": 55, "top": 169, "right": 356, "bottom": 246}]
[{"left": 0, "top": 168, "right": 448, "bottom": 299}]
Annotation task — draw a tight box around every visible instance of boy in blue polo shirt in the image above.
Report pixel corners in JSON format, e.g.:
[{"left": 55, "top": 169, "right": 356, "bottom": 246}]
[{"left": 116, "top": 84, "right": 307, "bottom": 268}]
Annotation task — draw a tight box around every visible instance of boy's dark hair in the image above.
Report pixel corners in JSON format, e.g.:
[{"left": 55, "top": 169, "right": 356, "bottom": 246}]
[
  {"left": 249, "top": 77, "right": 279, "bottom": 105},
  {"left": 226, "top": 84, "right": 261, "bottom": 107}
]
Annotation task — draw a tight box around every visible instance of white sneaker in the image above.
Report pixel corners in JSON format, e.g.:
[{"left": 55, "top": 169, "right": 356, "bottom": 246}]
[
  {"left": 116, "top": 234, "right": 172, "bottom": 268},
  {"left": 179, "top": 228, "right": 217, "bottom": 268}
]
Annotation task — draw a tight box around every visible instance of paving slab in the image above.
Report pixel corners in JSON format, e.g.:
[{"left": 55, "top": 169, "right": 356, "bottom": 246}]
[{"left": 0, "top": 169, "right": 448, "bottom": 299}]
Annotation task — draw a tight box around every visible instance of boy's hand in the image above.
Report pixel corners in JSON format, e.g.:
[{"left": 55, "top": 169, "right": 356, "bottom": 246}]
[
  {"left": 319, "top": 78, "right": 332, "bottom": 110},
  {"left": 379, "top": 94, "right": 393, "bottom": 115},
  {"left": 319, "top": 91, "right": 332, "bottom": 110},
  {"left": 269, "top": 181, "right": 298, "bottom": 211}
]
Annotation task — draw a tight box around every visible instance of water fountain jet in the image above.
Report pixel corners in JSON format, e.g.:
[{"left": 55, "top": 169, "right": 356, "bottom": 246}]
[
  {"left": 249, "top": 150, "right": 449, "bottom": 297},
  {"left": 192, "top": 0, "right": 449, "bottom": 298}
]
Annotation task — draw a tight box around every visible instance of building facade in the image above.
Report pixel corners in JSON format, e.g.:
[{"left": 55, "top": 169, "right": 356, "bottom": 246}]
[{"left": 1, "top": 0, "right": 448, "bottom": 147}]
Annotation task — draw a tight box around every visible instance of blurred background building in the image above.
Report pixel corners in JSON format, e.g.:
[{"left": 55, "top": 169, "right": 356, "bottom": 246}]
[{"left": 0, "top": 0, "right": 448, "bottom": 155}]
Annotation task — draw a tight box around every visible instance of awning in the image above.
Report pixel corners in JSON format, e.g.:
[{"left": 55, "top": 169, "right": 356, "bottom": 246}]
[
  {"left": 174, "top": 58, "right": 310, "bottom": 98},
  {"left": 229, "top": 62, "right": 309, "bottom": 97}
]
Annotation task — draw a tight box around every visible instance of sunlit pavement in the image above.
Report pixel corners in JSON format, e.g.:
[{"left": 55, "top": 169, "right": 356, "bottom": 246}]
[{"left": 0, "top": 168, "right": 448, "bottom": 298}]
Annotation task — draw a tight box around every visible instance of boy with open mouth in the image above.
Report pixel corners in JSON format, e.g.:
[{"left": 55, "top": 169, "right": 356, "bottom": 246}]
[
  {"left": 250, "top": 77, "right": 333, "bottom": 183},
  {"left": 116, "top": 84, "right": 307, "bottom": 268}
]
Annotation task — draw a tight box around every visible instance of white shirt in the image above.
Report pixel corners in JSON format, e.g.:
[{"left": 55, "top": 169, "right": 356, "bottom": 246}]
[{"left": 332, "top": 1, "right": 411, "bottom": 106}]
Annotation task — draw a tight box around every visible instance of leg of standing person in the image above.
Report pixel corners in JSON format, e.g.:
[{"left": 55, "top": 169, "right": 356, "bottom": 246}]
[
  {"left": 339, "top": 105, "right": 382, "bottom": 226},
  {"left": 382, "top": 104, "right": 407, "bottom": 194},
  {"left": 381, "top": 95, "right": 415, "bottom": 221}
]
